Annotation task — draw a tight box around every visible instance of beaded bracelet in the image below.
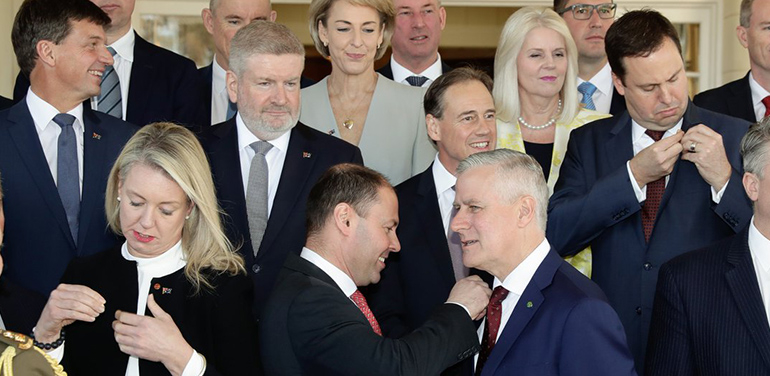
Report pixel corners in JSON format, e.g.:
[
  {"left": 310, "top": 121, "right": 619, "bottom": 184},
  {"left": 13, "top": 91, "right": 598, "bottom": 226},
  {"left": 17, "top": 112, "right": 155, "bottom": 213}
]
[{"left": 31, "top": 329, "right": 66, "bottom": 350}]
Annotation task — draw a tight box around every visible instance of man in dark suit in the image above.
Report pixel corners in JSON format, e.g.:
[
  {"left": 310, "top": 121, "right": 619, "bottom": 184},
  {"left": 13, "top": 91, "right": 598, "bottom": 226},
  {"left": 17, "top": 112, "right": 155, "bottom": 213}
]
[
  {"left": 547, "top": 10, "right": 753, "bottom": 373},
  {"left": 199, "top": 21, "right": 363, "bottom": 319},
  {"left": 450, "top": 149, "right": 636, "bottom": 376},
  {"left": 366, "top": 67, "right": 495, "bottom": 374},
  {"left": 260, "top": 163, "right": 491, "bottom": 375},
  {"left": 377, "top": 0, "right": 449, "bottom": 87},
  {"left": 646, "top": 117, "right": 770, "bottom": 375},
  {"left": 556, "top": 0, "right": 625, "bottom": 115},
  {"left": 0, "top": 96, "right": 11, "bottom": 111},
  {"left": 14, "top": 0, "right": 204, "bottom": 129},
  {"left": 1, "top": 0, "right": 136, "bottom": 300},
  {"left": 693, "top": 0, "right": 770, "bottom": 123}
]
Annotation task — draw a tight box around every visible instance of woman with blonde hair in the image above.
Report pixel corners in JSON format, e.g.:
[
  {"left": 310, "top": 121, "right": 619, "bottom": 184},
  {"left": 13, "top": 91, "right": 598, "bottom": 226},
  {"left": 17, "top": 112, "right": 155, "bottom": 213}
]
[
  {"left": 300, "top": 0, "right": 436, "bottom": 185},
  {"left": 32, "top": 122, "right": 259, "bottom": 375},
  {"left": 495, "top": 7, "right": 611, "bottom": 276}
]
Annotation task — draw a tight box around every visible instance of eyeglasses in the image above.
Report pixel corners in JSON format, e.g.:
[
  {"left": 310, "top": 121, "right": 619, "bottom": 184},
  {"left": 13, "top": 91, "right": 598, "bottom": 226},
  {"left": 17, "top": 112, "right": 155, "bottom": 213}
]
[{"left": 558, "top": 3, "right": 617, "bottom": 20}]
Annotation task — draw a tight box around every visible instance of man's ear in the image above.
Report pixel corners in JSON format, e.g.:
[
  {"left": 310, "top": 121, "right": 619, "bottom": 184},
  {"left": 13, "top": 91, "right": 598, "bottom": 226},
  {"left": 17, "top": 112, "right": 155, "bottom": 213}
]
[
  {"left": 736, "top": 25, "right": 749, "bottom": 49},
  {"left": 36, "top": 40, "right": 56, "bottom": 68},
  {"left": 333, "top": 203, "right": 355, "bottom": 235},
  {"left": 612, "top": 71, "right": 625, "bottom": 97},
  {"left": 743, "top": 172, "right": 761, "bottom": 203},
  {"left": 517, "top": 196, "right": 536, "bottom": 228},
  {"left": 426, "top": 114, "right": 441, "bottom": 143},
  {"left": 226, "top": 70, "right": 238, "bottom": 104}
]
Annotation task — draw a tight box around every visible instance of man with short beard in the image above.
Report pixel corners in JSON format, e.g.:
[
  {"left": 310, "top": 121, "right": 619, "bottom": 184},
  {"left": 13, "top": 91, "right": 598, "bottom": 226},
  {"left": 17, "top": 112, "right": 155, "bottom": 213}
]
[{"left": 198, "top": 21, "right": 363, "bottom": 320}]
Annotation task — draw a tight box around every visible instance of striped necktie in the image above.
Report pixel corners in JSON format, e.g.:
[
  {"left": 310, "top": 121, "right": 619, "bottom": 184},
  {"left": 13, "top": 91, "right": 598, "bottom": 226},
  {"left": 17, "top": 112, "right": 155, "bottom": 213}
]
[{"left": 98, "top": 47, "right": 122, "bottom": 119}]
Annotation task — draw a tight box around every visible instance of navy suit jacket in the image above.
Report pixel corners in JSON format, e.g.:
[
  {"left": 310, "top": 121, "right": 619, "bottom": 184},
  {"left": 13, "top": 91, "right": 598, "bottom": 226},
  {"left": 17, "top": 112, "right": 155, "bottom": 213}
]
[
  {"left": 14, "top": 33, "right": 205, "bottom": 129},
  {"left": 0, "top": 96, "right": 11, "bottom": 111},
  {"left": 646, "top": 227, "right": 770, "bottom": 375},
  {"left": 0, "top": 100, "right": 136, "bottom": 297},
  {"left": 376, "top": 60, "right": 452, "bottom": 81},
  {"left": 609, "top": 86, "right": 627, "bottom": 117},
  {"left": 547, "top": 103, "right": 752, "bottom": 372},
  {"left": 693, "top": 72, "right": 756, "bottom": 123},
  {"left": 480, "top": 248, "right": 636, "bottom": 376},
  {"left": 199, "top": 119, "right": 363, "bottom": 319}
]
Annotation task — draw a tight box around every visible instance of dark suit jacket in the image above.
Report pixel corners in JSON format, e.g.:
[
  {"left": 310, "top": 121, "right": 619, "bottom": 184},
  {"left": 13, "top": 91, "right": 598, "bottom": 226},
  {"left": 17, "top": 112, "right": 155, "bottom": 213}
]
[
  {"left": 60, "top": 247, "right": 260, "bottom": 376},
  {"left": 693, "top": 72, "right": 756, "bottom": 123},
  {"left": 609, "top": 86, "right": 627, "bottom": 117},
  {"left": 0, "top": 279, "right": 46, "bottom": 334},
  {"left": 260, "top": 253, "right": 480, "bottom": 376},
  {"left": 376, "top": 60, "right": 452, "bottom": 81},
  {"left": 0, "top": 96, "right": 11, "bottom": 111},
  {"left": 0, "top": 100, "right": 136, "bottom": 297},
  {"left": 199, "top": 119, "right": 363, "bottom": 319},
  {"left": 14, "top": 32, "right": 204, "bottom": 129},
  {"left": 198, "top": 64, "right": 315, "bottom": 126},
  {"left": 547, "top": 102, "right": 752, "bottom": 372},
  {"left": 646, "top": 227, "right": 770, "bottom": 375},
  {"left": 480, "top": 248, "right": 636, "bottom": 376}
]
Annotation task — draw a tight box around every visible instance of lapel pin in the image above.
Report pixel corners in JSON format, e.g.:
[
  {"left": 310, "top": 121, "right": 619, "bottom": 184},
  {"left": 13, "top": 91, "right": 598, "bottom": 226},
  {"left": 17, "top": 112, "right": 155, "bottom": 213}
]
[
  {"left": 162, "top": 287, "right": 173, "bottom": 295},
  {"left": 153, "top": 283, "right": 161, "bottom": 290},
  {"left": 92, "top": 132, "right": 101, "bottom": 140},
  {"left": 303, "top": 152, "right": 312, "bottom": 159},
  {"left": 526, "top": 301, "right": 533, "bottom": 308},
  {"left": 328, "top": 129, "right": 335, "bottom": 136}
]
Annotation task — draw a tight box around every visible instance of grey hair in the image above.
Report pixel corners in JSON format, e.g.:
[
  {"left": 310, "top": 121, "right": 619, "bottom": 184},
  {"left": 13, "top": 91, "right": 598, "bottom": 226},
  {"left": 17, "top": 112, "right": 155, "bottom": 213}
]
[
  {"left": 457, "top": 149, "right": 549, "bottom": 231},
  {"left": 740, "top": 0, "right": 753, "bottom": 27},
  {"left": 741, "top": 117, "right": 770, "bottom": 179},
  {"left": 229, "top": 20, "right": 305, "bottom": 77}
]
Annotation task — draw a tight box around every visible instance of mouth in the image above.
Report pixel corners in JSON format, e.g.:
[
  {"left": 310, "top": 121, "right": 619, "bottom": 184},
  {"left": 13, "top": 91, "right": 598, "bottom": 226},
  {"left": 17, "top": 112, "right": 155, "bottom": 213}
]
[
  {"left": 100, "top": 4, "right": 119, "bottom": 12},
  {"left": 469, "top": 141, "right": 490, "bottom": 149},
  {"left": 461, "top": 240, "right": 478, "bottom": 247},
  {"left": 410, "top": 35, "right": 428, "bottom": 42},
  {"left": 346, "top": 53, "right": 366, "bottom": 60},
  {"left": 378, "top": 256, "right": 386, "bottom": 263},
  {"left": 657, "top": 106, "right": 680, "bottom": 117},
  {"left": 132, "top": 230, "right": 155, "bottom": 243},
  {"left": 541, "top": 76, "right": 557, "bottom": 82},
  {"left": 89, "top": 70, "right": 104, "bottom": 77}
]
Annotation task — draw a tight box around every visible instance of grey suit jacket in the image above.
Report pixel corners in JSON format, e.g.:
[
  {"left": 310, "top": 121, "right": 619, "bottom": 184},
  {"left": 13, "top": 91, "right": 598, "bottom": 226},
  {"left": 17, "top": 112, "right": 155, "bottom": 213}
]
[{"left": 300, "top": 73, "right": 436, "bottom": 185}]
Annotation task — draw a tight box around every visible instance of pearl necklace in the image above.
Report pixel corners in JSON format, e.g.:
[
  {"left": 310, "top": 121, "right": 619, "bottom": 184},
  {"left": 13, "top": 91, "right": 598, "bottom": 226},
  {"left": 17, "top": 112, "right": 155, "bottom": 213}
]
[{"left": 518, "top": 100, "right": 562, "bottom": 130}]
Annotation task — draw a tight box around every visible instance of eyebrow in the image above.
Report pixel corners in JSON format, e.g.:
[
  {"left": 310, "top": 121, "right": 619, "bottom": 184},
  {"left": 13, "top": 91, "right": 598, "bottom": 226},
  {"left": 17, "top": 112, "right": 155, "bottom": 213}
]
[{"left": 333, "top": 20, "right": 378, "bottom": 26}]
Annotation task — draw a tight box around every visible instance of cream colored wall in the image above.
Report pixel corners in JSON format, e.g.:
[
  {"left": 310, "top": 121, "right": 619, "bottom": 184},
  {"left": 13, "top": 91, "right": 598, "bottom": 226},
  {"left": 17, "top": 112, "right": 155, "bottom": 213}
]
[
  {"left": 0, "top": 0, "right": 22, "bottom": 98},
  {"left": 722, "top": 0, "right": 750, "bottom": 82}
]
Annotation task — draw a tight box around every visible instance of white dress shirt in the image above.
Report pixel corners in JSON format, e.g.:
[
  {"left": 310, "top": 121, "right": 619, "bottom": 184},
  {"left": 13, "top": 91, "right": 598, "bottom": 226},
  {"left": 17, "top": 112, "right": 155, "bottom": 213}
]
[
  {"left": 92, "top": 28, "right": 134, "bottom": 119},
  {"left": 577, "top": 62, "right": 615, "bottom": 114},
  {"left": 300, "top": 247, "right": 358, "bottom": 303},
  {"left": 26, "top": 88, "right": 84, "bottom": 195},
  {"left": 390, "top": 54, "right": 444, "bottom": 88},
  {"left": 431, "top": 154, "right": 457, "bottom": 234},
  {"left": 748, "top": 217, "right": 770, "bottom": 327},
  {"left": 474, "top": 238, "right": 551, "bottom": 368},
  {"left": 749, "top": 71, "right": 770, "bottom": 122},
  {"left": 210, "top": 57, "right": 229, "bottom": 125},
  {"left": 236, "top": 114, "right": 290, "bottom": 217}
]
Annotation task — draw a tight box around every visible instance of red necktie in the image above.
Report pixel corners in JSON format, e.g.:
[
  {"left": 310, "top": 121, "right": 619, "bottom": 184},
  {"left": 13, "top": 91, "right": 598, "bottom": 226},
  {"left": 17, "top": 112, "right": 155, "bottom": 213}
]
[
  {"left": 762, "top": 96, "right": 770, "bottom": 118},
  {"left": 475, "top": 286, "right": 509, "bottom": 376},
  {"left": 350, "top": 290, "right": 382, "bottom": 336},
  {"left": 642, "top": 130, "right": 666, "bottom": 242}
]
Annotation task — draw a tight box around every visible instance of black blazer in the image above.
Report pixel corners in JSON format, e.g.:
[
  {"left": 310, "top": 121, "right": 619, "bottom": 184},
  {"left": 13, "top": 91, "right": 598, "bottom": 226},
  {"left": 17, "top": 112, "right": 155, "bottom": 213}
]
[
  {"left": 0, "top": 100, "right": 136, "bottom": 297},
  {"left": 60, "top": 247, "right": 260, "bottom": 376},
  {"left": 646, "top": 227, "right": 770, "bottom": 375},
  {"left": 376, "top": 60, "right": 452, "bottom": 81},
  {"left": 199, "top": 120, "right": 363, "bottom": 319},
  {"left": 0, "top": 96, "right": 11, "bottom": 111},
  {"left": 693, "top": 72, "right": 756, "bottom": 123},
  {"left": 0, "top": 279, "right": 46, "bottom": 334},
  {"left": 14, "top": 32, "right": 205, "bottom": 129},
  {"left": 260, "top": 253, "right": 480, "bottom": 376}
]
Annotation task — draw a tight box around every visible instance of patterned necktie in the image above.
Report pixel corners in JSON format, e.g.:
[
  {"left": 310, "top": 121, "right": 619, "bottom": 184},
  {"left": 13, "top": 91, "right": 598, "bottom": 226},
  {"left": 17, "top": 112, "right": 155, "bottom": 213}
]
[
  {"left": 642, "top": 130, "right": 666, "bottom": 242},
  {"left": 762, "top": 95, "right": 770, "bottom": 118},
  {"left": 406, "top": 75, "right": 429, "bottom": 87},
  {"left": 53, "top": 113, "right": 80, "bottom": 242},
  {"left": 476, "top": 286, "right": 509, "bottom": 376},
  {"left": 447, "top": 186, "right": 469, "bottom": 281},
  {"left": 98, "top": 47, "right": 122, "bottom": 119},
  {"left": 350, "top": 290, "right": 382, "bottom": 335},
  {"left": 246, "top": 141, "right": 272, "bottom": 257},
  {"left": 578, "top": 82, "right": 597, "bottom": 110}
]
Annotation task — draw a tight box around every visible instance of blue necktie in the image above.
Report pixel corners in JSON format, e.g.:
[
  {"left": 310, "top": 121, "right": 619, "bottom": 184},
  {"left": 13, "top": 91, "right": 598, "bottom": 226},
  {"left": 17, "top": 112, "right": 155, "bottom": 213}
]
[
  {"left": 98, "top": 47, "right": 122, "bottom": 119},
  {"left": 578, "top": 82, "right": 598, "bottom": 110},
  {"left": 53, "top": 113, "right": 80, "bottom": 242},
  {"left": 406, "top": 75, "right": 429, "bottom": 87},
  {"left": 226, "top": 99, "right": 237, "bottom": 121}
]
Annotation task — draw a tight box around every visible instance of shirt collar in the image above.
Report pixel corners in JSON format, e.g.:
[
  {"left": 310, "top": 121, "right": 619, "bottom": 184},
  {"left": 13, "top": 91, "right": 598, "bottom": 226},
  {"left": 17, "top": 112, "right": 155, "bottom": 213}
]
[
  {"left": 390, "top": 53, "right": 443, "bottom": 84},
  {"left": 300, "top": 247, "right": 358, "bottom": 297},
  {"left": 109, "top": 27, "right": 135, "bottom": 63},
  {"left": 26, "top": 88, "right": 85, "bottom": 135},
  {"left": 578, "top": 62, "right": 613, "bottom": 97},
  {"left": 120, "top": 239, "right": 186, "bottom": 275},
  {"left": 212, "top": 57, "right": 227, "bottom": 93},
  {"left": 630, "top": 118, "right": 684, "bottom": 143},
  {"left": 496, "top": 238, "right": 551, "bottom": 296},
  {"left": 749, "top": 71, "right": 770, "bottom": 107},
  {"left": 235, "top": 113, "right": 292, "bottom": 154},
  {"left": 749, "top": 216, "right": 770, "bottom": 273},
  {"left": 431, "top": 153, "right": 456, "bottom": 198}
]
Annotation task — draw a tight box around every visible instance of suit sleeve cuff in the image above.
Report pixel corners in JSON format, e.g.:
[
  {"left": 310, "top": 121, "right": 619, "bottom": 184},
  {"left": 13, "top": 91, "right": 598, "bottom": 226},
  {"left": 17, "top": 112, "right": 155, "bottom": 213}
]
[{"left": 445, "top": 301, "right": 472, "bottom": 319}]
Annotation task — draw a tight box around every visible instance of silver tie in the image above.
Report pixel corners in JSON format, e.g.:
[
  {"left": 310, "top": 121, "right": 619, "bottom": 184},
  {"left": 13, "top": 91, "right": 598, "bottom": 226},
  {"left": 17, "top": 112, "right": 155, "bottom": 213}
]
[
  {"left": 98, "top": 47, "right": 122, "bottom": 119},
  {"left": 246, "top": 141, "right": 273, "bottom": 257}
]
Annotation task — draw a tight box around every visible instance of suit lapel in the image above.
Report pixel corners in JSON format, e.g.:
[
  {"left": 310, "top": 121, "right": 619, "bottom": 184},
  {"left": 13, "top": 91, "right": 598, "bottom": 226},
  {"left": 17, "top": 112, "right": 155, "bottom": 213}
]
[
  {"left": 199, "top": 64, "right": 213, "bottom": 124},
  {"left": 77, "top": 109, "right": 108, "bottom": 253},
  {"left": 725, "top": 229, "right": 770, "bottom": 369},
  {"left": 603, "top": 111, "right": 635, "bottom": 176},
  {"left": 731, "top": 73, "right": 757, "bottom": 123},
  {"left": 6, "top": 101, "right": 75, "bottom": 248},
  {"left": 126, "top": 34, "right": 154, "bottom": 124},
  {"left": 416, "top": 167, "right": 457, "bottom": 289}
]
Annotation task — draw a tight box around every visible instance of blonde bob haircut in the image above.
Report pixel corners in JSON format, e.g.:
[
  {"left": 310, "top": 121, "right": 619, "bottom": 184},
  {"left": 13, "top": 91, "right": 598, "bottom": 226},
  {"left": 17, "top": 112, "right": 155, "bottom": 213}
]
[
  {"left": 308, "top": 0, "right": 394, "bottom": 60},
  {"left": 493, "top": 7, "right": 579, "bottom": 125},
  {"left": 105, "top": 122, "right": 245, "bottom": 293}
]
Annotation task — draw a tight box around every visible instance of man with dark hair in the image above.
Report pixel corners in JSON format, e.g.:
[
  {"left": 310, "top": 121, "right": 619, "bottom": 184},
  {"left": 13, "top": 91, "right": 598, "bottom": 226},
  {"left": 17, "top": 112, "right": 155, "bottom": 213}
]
[
  {"left": 548, "top": 9, "right": 752, "bottom": 373},
  {"left": 13, "top": 0, "right": 204, "bottom": 129},
  {"left": 1, "top": 0, "right": 136, "bottom": 302},
  {"left": 260, "top": 163, "right": 491, "bottom": 375},
  {"left": 693, "top": 0, "right": 770, "bottom": 123},
  {"left": 366, "top": 67, "right": 495, "bottom": 375},
  {"left": 198, "top": 21, "right": 362, "bottom": 320},
  {"left": 646, "top": 117, "right": 770, "bottom": 375},
  {"left": 555, "top": 0, "right": 625, "bottom": 115}
]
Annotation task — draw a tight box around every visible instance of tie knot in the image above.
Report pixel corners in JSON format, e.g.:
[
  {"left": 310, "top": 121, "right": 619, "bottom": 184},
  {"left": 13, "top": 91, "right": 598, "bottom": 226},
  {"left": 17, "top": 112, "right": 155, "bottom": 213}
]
[
  {"left": 645, "top": 129, "right": 665, "bottom": 142},
  {"left": 489, "top": 286, "right": 509, "bottom": 306},
  {"left": 53, "top": 113, "right": 76, "bottom": 129},
  {"left": 763, "top": 95, "right": 770, "bottom": 109},
  {"left": 107, "top": 46, "right": 117, "bottom": 57},
  {"left": 350, "top": 290, "right": 365, "bottom": 302},
  {"left": 250, "top": 140, "right": 273, "bottom": 156},
  {"left": 578, "top": 82, "right": 597, "bottom": 96},
  {"left": 406, "top": 75, "right": 429, "bottom": 87}
]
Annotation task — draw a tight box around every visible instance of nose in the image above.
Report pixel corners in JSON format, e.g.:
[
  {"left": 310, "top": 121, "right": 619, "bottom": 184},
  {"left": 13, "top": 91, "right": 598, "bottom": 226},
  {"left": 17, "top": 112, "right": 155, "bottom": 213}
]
[
  {"left": 474, "top": 118, "right": 494, "bottom": 136},
  {"left": 450, "top": 207, "right": 468, "bottom": 233},
  {"left": 658, "top": 85, "right": 673, "bottom": 105},
  {"left": 139, "top": 207, "right": 156, "bottom": 229},
  {"left": 271, "top": 85, "right": 288, "bottom": 105},
  {"left": 389, "top": 230, "right": 401, "bottom": 253},
  {"left": 414, "top": 11, "right": 426, "bottom": 28},
  {"left": 351, "top": 29, "right": 363, "bottom": 48},
  {"left": 588, "top": 7, "right": 603, "bottom": 27},
  {"left": 100, "top": 45, "right": 114, "bottom": 66}
]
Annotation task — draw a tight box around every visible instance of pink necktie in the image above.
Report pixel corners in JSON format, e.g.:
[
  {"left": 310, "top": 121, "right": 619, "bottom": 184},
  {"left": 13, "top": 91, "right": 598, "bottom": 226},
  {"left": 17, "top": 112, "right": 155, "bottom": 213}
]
[{"left": 351, "top": 290, "right": 382, "bottom": 336}]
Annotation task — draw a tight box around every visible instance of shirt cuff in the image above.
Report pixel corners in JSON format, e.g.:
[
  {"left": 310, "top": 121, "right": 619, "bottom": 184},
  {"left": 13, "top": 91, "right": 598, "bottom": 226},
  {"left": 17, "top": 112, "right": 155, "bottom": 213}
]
[
  {"left": 445, "top": 301, "right": 472, "bottom": 319},
  {"left": 181, "top": 349, "right": 206, "bottom": 376},
  {"left": 711, "top": 179, "right": 729, "bottom": 204},
  {"left": 47, "top": 342, "right": 65, "bottom": 362},
  {"left": 626, "top": 161, "right": 646, "bottom": 203}
]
